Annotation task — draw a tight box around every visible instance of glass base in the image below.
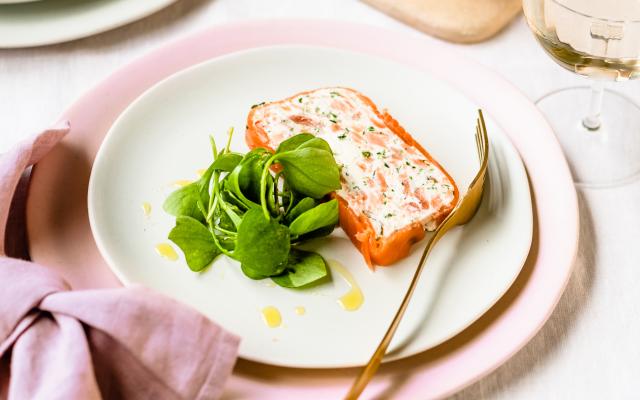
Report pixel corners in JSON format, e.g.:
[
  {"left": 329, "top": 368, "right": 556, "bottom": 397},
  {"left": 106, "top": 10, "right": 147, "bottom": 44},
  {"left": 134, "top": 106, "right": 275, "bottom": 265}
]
[{"left": 536, "top": 86, "right": 640, "bottom": 188}]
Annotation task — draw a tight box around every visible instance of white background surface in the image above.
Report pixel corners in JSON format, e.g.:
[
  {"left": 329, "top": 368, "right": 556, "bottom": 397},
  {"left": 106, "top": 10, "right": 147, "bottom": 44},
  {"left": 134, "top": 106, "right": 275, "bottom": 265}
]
[{"left": 1, "top": 0, "right": 639, "bottom": 398}]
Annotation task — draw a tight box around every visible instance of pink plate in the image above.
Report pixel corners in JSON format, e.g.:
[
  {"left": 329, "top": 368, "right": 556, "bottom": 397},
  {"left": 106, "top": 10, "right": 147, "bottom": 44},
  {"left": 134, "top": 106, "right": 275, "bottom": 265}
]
[{"left": 26, "top": 20, "right": 578, "bottom": 399}]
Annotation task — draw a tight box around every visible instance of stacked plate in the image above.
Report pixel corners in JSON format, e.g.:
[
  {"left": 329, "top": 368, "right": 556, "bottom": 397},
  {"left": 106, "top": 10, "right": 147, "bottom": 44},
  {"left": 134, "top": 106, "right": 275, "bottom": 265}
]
[
  {"left": 0, "top": 0, "right": 178, "bottom": 48},
  {"left": 26, "top": 20, "right": 578, "bottom": 399}
]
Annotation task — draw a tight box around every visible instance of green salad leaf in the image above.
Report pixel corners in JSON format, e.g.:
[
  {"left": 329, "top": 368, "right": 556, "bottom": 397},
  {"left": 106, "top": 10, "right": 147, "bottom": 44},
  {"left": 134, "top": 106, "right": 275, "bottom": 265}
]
[
  {"left": 165, "top": 131, "right": 341, "bottom": 289},
  {"left": 163, "top": 164, "right": 215, "bottom": 222},
  {"left": 288, "top": 199, "right": 339, "bottom": 236},
  {"left": 284, "top": 197, "right": 317, "bottom": 224},
  {"left": 271, "top": 249, "right": 329, "bottom": 288},
  {"left": 234, "top": 208, "right": 290, "bottom": 276},
  {"left": 163, "top": 183, "right": 201, "bottom": 219},
  {"left": 168, "top": 216, "right": 220, "bottom": 271},
  {"left": 211, "top": 152, "right": 243, "bottom": 172},
  {"left": 275, "top": 133, "right": 315, "bottom": 154},
  {"left": 225, "top": 148, "right": 271, "bottom": 209},
  {"left": 241, "top": 263, "right": 269, "bottom": 280},
  {"left": 294, "top": 225, "right": 336, "bottom": 242},
  {"left": 276, "top": 147, "right": 341, "bottom": 199}
]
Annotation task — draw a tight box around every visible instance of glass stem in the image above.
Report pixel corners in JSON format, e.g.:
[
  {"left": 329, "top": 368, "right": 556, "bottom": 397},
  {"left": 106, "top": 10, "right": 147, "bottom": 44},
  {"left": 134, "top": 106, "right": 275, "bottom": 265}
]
[{"left": 582, "top": 80, "right": 604, "bottom": 131}]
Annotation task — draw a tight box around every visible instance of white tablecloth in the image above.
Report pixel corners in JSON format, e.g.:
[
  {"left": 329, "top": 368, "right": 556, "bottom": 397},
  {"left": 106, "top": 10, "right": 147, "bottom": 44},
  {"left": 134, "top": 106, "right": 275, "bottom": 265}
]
[{"left": 1, "top": 1, "right": 639, "bottom": 398}]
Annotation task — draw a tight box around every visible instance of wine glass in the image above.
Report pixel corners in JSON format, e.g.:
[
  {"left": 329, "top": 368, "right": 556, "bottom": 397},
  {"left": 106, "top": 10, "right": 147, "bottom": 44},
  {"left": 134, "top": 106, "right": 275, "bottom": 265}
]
[{"left": 523, "top": 0, "right": 640, "bottom": 188}]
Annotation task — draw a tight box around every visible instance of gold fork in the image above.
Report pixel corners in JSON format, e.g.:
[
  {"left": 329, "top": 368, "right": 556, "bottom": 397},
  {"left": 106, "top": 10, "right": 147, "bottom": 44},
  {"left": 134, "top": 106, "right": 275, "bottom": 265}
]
[{"left": 345, "top": 110, "right": 490, "bottom": 400}]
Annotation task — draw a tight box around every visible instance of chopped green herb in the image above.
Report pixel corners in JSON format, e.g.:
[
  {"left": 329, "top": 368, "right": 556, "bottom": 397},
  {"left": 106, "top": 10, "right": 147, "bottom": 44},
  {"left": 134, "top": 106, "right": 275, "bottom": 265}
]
[
  {"left": 362, "top": 151, "right": 372, "bottom": 158},
  {"left": 250, "top": 102, "right": 265, "bottom": 109},
  {"left": 384, "top": 162, "right": 390, "bottom": 168},
  {"left": 368, "top": 126, "right": 375, "bottom": 131}
]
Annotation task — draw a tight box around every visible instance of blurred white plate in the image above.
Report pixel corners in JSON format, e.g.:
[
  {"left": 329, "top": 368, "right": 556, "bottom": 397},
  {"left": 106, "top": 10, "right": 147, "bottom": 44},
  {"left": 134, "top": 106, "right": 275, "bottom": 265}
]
[
  {"left": 0, "top": 0, "right": 177, "bottom": 48},
  {"left": 88, "top": 46, "right": 533, "bottom": 368},
  {"left": 0, "top": 0, "right": 42, "bottom": 4}
]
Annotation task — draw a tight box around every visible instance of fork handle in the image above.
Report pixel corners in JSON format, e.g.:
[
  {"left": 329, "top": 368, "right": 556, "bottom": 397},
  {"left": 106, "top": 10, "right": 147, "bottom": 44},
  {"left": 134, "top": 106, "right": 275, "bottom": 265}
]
[{"left": 344, "top": 225, "right": 446, "bottom": 400}]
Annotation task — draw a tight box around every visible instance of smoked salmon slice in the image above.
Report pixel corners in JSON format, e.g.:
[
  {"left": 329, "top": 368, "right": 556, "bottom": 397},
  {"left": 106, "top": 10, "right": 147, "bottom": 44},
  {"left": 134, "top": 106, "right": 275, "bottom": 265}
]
[{"left": 246, "top": 87, "right": 459, "bottom": 267}]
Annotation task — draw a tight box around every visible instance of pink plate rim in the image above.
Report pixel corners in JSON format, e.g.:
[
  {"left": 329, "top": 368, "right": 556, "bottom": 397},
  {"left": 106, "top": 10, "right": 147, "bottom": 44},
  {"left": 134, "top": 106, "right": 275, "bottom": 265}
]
[{"left": 36, "top": 19, "right": 578, "bottom": 399}]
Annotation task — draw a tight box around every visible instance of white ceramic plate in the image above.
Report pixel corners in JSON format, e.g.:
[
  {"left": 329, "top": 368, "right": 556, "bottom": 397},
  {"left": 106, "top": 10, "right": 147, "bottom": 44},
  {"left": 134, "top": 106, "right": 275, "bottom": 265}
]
[
  {"left": 0, "top": 0, "right": 177, "bottom": 48},
  {"left": 0, "top": 0, "right": 41, "bottom": 4},
  {"left": 88, "top": 46, "right": 532, "bottom": 368}
]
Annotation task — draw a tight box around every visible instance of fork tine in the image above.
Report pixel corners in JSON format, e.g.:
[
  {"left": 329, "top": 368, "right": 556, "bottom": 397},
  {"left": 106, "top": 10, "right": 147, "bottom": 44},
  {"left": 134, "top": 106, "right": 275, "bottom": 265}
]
[
  {"left": 475, "top": 124, "right": 482, "bottom": 161},
  {"left": 478, "top": 125, "right": 484, "bottom": 161},
  {"left": 477, "top": 110, "right": 489, "bottom": 164}
]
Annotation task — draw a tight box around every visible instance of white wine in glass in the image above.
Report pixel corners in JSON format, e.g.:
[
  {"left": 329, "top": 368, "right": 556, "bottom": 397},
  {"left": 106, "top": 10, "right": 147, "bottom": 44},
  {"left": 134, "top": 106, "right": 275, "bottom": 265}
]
[{"left": 523, "top": 0, "right": 640, "bottom": 187}]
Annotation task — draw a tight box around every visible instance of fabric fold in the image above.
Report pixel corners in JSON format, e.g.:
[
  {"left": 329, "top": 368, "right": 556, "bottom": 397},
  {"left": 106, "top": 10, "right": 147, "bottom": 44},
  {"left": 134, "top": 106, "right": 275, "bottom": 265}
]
[{"left": 0, "top": 126, "right": 239, "bottom": 400}]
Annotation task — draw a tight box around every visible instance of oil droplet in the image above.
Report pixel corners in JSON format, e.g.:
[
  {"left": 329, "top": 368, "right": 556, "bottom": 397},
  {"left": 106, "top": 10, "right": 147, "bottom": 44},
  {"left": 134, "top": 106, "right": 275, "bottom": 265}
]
[
  {"left": 329, "top": 260, "right": 364, "bottom": 311},
  {"left": 261, "top": 306, "right": 282, "bottom": 328},
  {"left": 294, "top": 306, "right": 306, "bottom": 316},
  {"left": 141, "top": 202, "right": 152, "bottom": 217},
  {"left": 196, "top": 168, "right": 207, "bottom": 177},
  {"left": 172, "top": 179, "right": 192, "bottom": 187},
  {"left": 155, "top": 243, "right": 178, "bottom": 261}
]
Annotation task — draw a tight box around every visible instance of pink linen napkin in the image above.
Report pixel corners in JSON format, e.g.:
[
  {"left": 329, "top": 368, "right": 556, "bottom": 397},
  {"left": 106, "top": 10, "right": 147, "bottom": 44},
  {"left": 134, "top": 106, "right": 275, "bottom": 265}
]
[{"left": 0, "top": 124, "right": 240, "bottom": 400}]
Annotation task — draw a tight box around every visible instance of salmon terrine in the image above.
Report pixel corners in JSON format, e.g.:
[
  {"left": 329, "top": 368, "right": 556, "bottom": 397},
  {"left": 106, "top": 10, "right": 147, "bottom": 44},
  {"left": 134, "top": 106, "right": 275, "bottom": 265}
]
[{"left": 246, "top": 87, "right": 459, "bottom": 267}]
